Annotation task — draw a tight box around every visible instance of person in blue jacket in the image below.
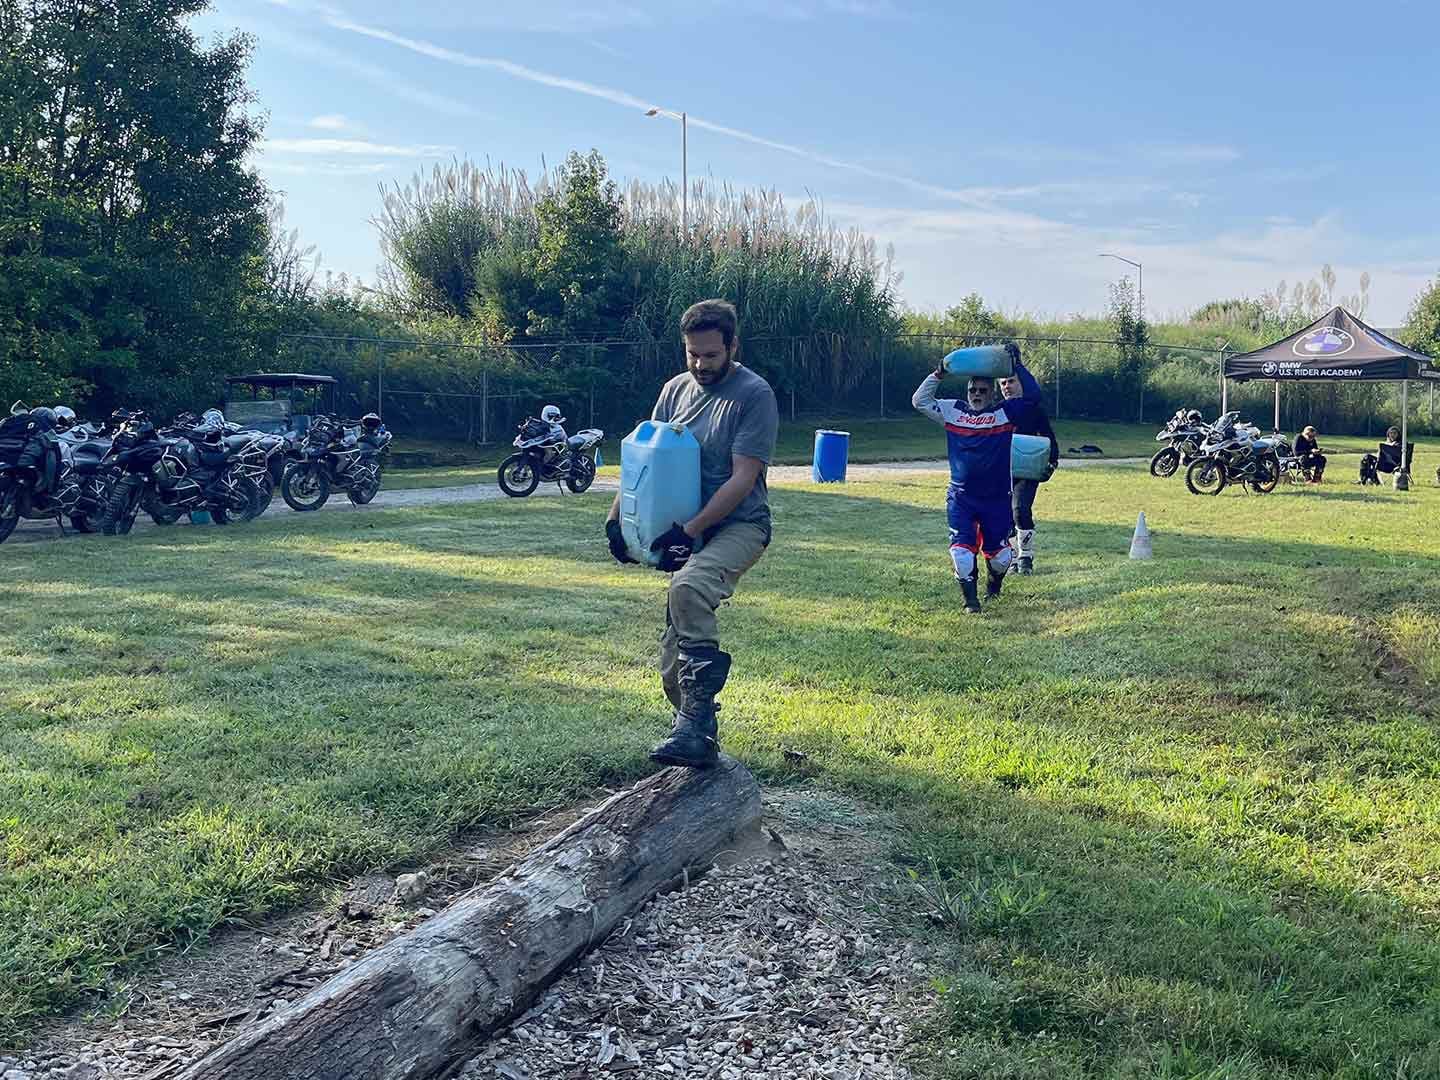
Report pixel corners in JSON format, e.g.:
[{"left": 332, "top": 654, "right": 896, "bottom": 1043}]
[{"left": 912, "top": 342, "right": 1044, "bottom": 614}]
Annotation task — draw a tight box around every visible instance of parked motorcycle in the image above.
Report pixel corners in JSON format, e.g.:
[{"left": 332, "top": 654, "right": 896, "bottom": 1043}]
[
  {"left": 54, "top": 415, "right": 115, "bottom": 532},
  {"left": 280, "top": 413, "right": 391, "bottom": 511},
  {"left": 497, "top": 416, "right": 604, "bottom": 498},
  {"left": 97, "top": 412, "right": 259, "bottom": 535},
  {"left": 154, "top": 412, "right": 287, "bottom": 522},
  {"left": 1151, "top": 409, "right": 1211, "bottom": 478},
  {"left": 1184, "top": 412, "right": 1282, "bottom": 496},
  {"left": 0, "top": 403, "right": 110, "bottom": 542}
]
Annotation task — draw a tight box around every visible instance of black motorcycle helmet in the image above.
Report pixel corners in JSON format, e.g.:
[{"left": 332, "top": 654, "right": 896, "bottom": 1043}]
[
  {"left": 361, "top": 413, "right": 382, "bottom": 432},
  {"left": 27, "top": 406, "right": 56, "bottom": 431}
]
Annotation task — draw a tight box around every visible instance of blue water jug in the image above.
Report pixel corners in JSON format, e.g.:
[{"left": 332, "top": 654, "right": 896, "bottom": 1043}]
[
  {"left": 812, "top": 429, "right": 850, "bottom": 483},
  {"left": 1011, "top": 434, "right": 1051, "bottom": 480},
  {"left": 942, "top": 345, "right": 1014, "bottom": 379},
  {"left": 620, "top": 421, "right": 703, "bottom": 567},
  {"left": 188, "top": 509, "right": 212, "bottom": 525}
]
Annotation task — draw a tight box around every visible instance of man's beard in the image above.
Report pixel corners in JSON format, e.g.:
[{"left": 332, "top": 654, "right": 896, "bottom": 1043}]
[{"left": 692, "top": 361, "right": 732, "bottom": 385}]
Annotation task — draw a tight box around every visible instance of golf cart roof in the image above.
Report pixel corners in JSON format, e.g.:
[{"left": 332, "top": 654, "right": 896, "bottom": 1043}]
[{"left": 226, "top": 373, "right": 338, "bottom": 387}]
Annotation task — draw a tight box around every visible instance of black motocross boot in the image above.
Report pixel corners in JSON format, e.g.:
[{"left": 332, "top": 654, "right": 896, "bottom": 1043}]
[
  {"left": 958, "top": 575, "right": 981, "bottom": 615},
  {"left": 985, "top": 561, "right": 1006, "bottom": 599},
  {"left": 650, "top": 647, "right": 731, "bottom": 768}
]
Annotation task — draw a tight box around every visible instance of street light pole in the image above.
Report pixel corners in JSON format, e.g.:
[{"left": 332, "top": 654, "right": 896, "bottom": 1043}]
[
  {"left": 645, "top": 107, "right": 687, "bottom": 233},
  {"left": 1099, "top": 253, "right": 1143, "bottom": 319}
]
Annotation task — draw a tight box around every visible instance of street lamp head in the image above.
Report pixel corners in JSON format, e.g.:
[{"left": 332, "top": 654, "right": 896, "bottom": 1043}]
[{"left": 645, "top": 108, "right": 660, "bottom": 117}]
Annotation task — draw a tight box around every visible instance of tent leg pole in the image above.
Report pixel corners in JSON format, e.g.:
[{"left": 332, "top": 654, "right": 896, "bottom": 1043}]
[
  {"left": 1401, "top": 380, "right": 1410, "bottom": 487},
  {"left": 1274, "top": 381, "right": 1280, "bottom": 431}
]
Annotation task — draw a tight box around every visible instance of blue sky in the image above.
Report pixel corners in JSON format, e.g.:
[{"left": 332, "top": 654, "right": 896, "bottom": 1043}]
[{"left": 193, "top": 0, "right": 1440, "bottom": 326}]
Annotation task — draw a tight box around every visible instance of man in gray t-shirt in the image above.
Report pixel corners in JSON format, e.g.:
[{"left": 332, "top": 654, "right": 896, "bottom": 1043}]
[{"left": 605, "top": 299, "right": 779, "bottom": 768}]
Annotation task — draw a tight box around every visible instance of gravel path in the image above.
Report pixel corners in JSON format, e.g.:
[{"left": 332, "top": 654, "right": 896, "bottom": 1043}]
[{"left": 5, "top": 457, "right": 1145, "bottom": 546}]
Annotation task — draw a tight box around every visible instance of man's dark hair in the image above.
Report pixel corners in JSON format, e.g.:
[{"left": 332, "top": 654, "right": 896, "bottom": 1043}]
[
  {"left": 1003, "top": 341, "right": 1021, "bottom": 364},
  {"left": 680, "top": 299, "right": 739, "bottom": 348}
]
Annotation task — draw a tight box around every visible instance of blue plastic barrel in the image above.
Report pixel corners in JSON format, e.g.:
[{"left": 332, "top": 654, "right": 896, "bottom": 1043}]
[
  {"left": 620, "top": 421, "right": 703, "bottom": 567},
  {"left": 812, "top": 429, "right": 850, "bottom": 483}
]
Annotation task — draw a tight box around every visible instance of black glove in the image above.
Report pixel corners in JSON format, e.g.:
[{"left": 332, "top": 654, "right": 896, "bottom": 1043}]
[
  {"left": 650, "top": 521, "right": 696, "bottom": 572},
  {"left": 605, "top": 519, "right": 636, "bottom": 565},
  {"left": 1042, "top": 459, "right": 1058, "bottom": 482}
]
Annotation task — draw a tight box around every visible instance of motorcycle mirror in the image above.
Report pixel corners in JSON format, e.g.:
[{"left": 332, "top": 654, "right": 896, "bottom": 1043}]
[{"left": 10, "top": 400, "right": 27, "bottom": 416}]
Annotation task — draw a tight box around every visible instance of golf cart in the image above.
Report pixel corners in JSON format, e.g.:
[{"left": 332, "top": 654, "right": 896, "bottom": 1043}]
[{"left": 223, "top": 373, "right": 339, "bottom": 435}]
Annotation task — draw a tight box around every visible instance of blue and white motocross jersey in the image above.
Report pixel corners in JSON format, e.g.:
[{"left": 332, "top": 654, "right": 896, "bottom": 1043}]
[{"left": 912, "top": 360, "right": 1043, "bottom": 497}]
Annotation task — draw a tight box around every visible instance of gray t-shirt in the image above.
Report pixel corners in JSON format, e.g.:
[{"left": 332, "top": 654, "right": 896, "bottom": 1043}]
[{"left": 651, "top": 363, "right": 779, "bottom": 537}]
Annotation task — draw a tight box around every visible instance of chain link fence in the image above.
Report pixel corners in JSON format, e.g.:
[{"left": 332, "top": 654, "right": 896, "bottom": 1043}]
[{"left": 275, "top": 331, "right": 1434, "bottom": 447}]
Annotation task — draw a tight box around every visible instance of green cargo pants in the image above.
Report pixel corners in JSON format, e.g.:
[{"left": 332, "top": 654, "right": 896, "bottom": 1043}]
[{"left": 659, "top": 520, "right": 769, "bottom": 708}]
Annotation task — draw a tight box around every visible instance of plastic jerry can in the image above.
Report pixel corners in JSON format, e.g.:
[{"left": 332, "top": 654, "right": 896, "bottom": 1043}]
[
  {"left": 1011, "top": 434, "right": 1052, "bottom": 480},
  {"left": 942, "top": 345, "right": 1014, "bottom": 379},
  {"left": 620, "top": 421, "right": 703, "bottom": 567}
]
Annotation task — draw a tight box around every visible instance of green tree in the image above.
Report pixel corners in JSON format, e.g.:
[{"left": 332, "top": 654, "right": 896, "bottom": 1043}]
[
  {"left": 1401, "top": 272, "right": 1440, "bottom": 357},
  {"left": 1107, "top": 276, "right": 1149, "bottom": 421},
  {"left": 526, "top": 150, "right": 627, "bottom": 338},
  {"left": 940, "top": 293, "right": 1016, "bottom": 340},
  {"left": 0, "top": 0, "right": 271, "bottom": 414}
]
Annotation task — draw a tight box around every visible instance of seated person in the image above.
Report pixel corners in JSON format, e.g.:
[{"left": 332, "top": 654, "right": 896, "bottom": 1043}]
[
  {"left": 1292, "top": 425, "right": 1327, "bottom": 482},
  {"left": 1376, "top": 427, "right": 1414, "bottom": 474}
]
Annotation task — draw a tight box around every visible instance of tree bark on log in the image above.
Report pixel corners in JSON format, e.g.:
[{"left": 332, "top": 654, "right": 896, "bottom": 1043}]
[{"left": 177, "top": 757, "right": 761, "bottom": 1080}]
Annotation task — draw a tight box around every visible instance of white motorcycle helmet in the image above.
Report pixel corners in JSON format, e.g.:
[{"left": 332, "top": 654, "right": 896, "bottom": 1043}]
[
  {"left": 53, "top": 406, "right": 77, "bottom": 432},
  {"left": 540, "top": 405, "right": 564, "bottom": 425},
  {"left": 201, "top": 408, "right": 225, "bottom": 428}
]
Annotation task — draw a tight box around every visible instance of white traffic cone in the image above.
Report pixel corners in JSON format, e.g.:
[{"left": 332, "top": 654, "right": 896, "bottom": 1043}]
[{"left": 1129, "top": 511, "right": 1153, "bottom": 560}]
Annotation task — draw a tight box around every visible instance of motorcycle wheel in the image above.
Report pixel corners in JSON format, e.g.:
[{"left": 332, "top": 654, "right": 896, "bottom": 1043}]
[
  {"left": 1185, "top": 458, "right": 1227, "bottom": 496},
  {"left": 249, "top": 475, "right": 275, "bottom": 518},
  {"left": 282, "top": 465, "right": 331, "bottom": 511},
  {"left": 1149, "top": 447, "right": 1181, "bottom": 478},
  {"left": 347, "top": 466, "right": 381, "bottom": 505},
  {"left": 0, "top": 487, "right": 18, "bottom": 544},
  {"left": 497, "top": 453, "right": 540, "bottom": 498},
  {"left": 565, "top": 455, "right": 597, "bottom": 493},
  {"left": 213, "top": 475, "right": 263, "bottom": 524},
  {"left": 99, "top": 477, "right": 143, "bottom": 535},
  {"left": 145, "top": 494, "right": 185, "bottom": 526},
  {"left": 1246, "top": 454, "right": 1280, "bottom": 495}
]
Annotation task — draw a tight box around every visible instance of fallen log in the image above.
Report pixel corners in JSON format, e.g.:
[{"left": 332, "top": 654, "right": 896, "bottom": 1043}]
[{"left": 178, "top": 757, "right": 762, "bottom": 1080}]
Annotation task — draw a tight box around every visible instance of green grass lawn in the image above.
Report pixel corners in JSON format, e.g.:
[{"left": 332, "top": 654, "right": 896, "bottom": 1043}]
[
  {"left": 4, "top": 469, "right": 1440, "bottom": 1076},
  {"left": 386, "top": 417, "right": 1164, "bottom": 490}
]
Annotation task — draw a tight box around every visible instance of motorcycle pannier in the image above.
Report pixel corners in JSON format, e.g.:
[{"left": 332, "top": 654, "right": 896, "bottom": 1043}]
[{"left": 0, "top": 414, "right": 35, "bottom": 466}]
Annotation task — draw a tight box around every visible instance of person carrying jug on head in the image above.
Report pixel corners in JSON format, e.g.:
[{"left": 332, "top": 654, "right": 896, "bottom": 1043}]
[
  {"left": 604, "top": 299, "right": 779, "bottom": 768},
  {"left": 913, "top": 341, "right": 1044, "bottom": 614}
]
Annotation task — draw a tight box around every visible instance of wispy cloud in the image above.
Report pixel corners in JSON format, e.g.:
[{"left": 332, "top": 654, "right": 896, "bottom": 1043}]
[
  {"left": 221, "top": 14, "right": 490, "bottom": 119},
  {"left": 823, "top": 200, "right": 1427, "bottom": 322},
  {"left": 262, "top": 160, "right": 391, "bottom": 175},
  {"left": 347, "top": 0, "right": 900, "bottom": 32},
  {"left": 308, "top": 114, "right": 349, "bottom": 130},
  {"left": 268, "top": 137, "right": 455, "bottom": 156},
  {"left": 324, "top": 13, "right": 996, "bottom": 206}
]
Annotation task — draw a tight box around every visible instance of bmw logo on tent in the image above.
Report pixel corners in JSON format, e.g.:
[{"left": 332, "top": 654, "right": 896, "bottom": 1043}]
[
  {"left": 1292, "top": 328, "right": 1355, "bottom": 357},
  {"left": 1261, "top": 361, "right": 1278, "bottom": 376}
]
